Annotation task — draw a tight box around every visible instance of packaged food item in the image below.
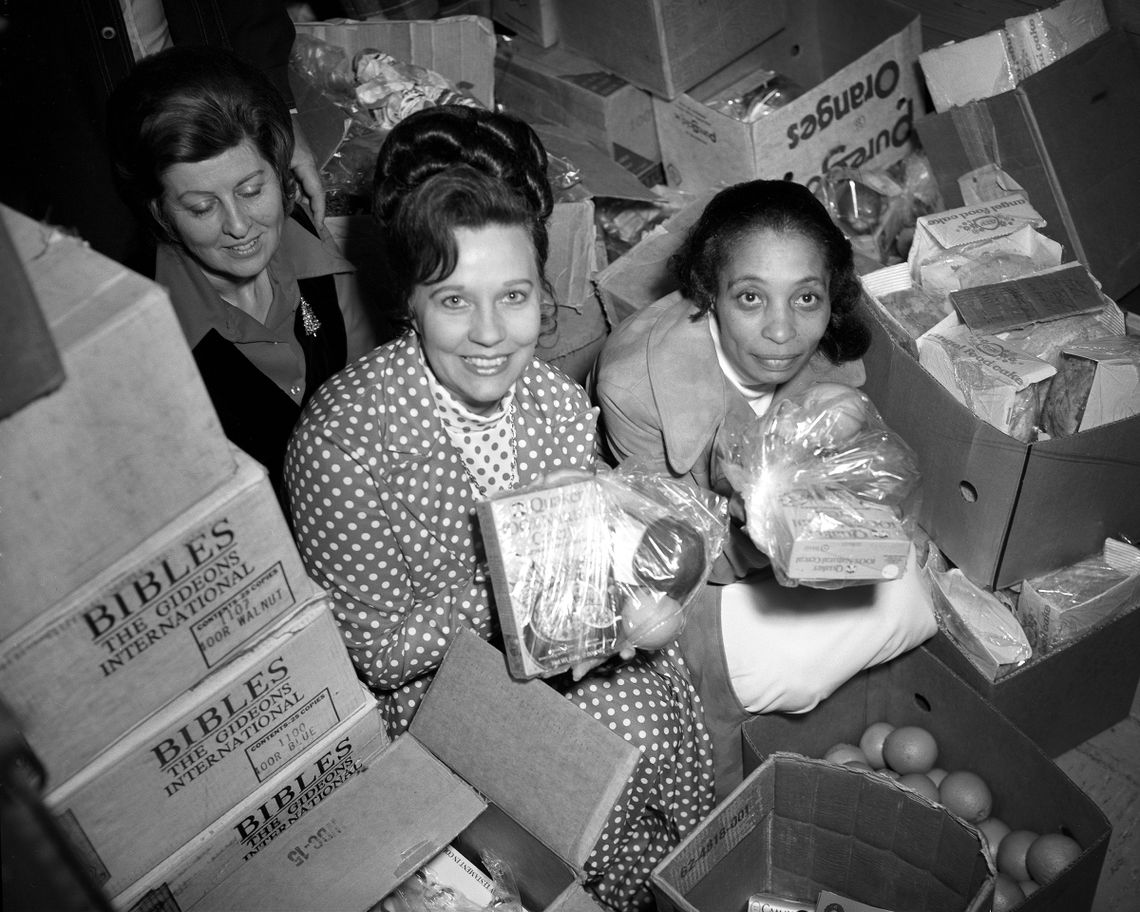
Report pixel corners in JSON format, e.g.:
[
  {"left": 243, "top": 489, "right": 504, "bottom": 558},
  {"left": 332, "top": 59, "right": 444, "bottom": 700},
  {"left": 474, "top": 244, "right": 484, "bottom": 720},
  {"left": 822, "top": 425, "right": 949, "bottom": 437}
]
[
  {"left": 1016, "top": 538, "right": 1140, "bottom": 651},
  {"left": 477, "top": 467, "right": 728, "bottom": 678},
  {"left": 1040, "top": 336, "right": 1140, "bottom": 436},
  {"left": 917, "top": 324, "right": 1055, "bottom": 441},
  {"left": 724, "top": 383, "right": 922, "bottom": 588},
  {"left": 924, "top": 547, "right": 1032, "bottom": 681}
]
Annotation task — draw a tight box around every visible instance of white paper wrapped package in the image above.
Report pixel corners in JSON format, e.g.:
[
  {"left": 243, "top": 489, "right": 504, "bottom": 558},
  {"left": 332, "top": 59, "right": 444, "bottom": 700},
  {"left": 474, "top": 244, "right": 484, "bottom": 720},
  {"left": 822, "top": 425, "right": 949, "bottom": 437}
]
[{"left": 725, "top": 383, "right": 921, "bottom": 588}]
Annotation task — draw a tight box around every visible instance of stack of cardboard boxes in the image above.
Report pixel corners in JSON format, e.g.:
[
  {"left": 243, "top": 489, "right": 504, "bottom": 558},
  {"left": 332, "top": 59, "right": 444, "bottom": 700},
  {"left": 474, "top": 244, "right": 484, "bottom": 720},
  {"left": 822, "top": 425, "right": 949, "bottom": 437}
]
[{"left": 0, "top": 205, "right": 387, "bottom": 910}]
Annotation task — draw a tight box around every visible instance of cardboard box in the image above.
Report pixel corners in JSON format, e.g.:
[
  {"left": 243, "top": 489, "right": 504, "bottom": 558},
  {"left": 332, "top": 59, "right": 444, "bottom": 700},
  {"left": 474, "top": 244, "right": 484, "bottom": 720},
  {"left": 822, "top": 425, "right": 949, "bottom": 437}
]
[
  {"left": 495, "top": 36, "right": 662, "bottom": 181},
  {"left": 653, "top": 0, "right": 923, "bottom": 194},
  {"left": 916, "top": 29, "right": 1140, "bottom": 299},
  {"left": 179, "top": 630, "right": 640, "bottom": 911},
  {"left": 738, "top": 646, "right": 1112, "bottom": 912},
  {"left": 114, "top": 695, "right": 385, "bottom": 912},
  {"left": 549, "top": 0, "right": 787, "bottom": 101},
  {"left": 859, "top": 267, "right": 1140, "bottom": 590},
  {"left": 593, "top": 190, "right": 716, "bottom": 324},
  {"left": 0, "top": 206, "right": 234, "bottom": 636},
  {"left": 652, "top": 752, "right": 993, "bottom": 912},
  {"left": 925, "top": 598, "right": 1140, "bottom": 757},
  {"left": 48, "top": 597, "right": 371, "bottom": 899},
  {"left": 492, "top": 0, "right": 558, "bottom": 47},
  {"left": 0, "top": 204, "right": 63, "bottom": 419},
  {"left": 0, "top": 449, "right": 324, "bottom": 787},
  {"left": 918, "top": 0, "right": 1110, "bottom": 112},
  {"left": 293, "top": 15, "right": 496, "bottom": 114}
]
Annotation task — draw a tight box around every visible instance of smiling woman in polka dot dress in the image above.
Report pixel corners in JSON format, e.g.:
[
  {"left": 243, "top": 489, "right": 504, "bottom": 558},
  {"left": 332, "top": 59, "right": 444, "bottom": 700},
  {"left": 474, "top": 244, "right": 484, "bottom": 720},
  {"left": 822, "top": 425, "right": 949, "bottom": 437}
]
[{"left": 282, "top": 105, "right": 714, "bottom": 910}]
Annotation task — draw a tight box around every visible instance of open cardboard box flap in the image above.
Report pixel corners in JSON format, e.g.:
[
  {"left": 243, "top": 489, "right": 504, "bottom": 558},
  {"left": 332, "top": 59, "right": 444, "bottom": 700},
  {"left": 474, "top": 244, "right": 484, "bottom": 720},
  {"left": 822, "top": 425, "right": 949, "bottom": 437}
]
[
  {"left": 192, "top": 735, "right": 485, "bottom": 911},
  {"left": 412, "top": 629, "right": 641, "bottom": 871}
]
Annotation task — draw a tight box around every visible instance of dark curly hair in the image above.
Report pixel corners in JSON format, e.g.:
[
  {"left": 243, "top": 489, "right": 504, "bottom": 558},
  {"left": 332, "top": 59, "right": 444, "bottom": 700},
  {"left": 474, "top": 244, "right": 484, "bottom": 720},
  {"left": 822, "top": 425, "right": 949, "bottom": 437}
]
[
  {"left": 107, "top": 45, "right": 296, "bottom": 245},
  {"left": 673, "top": 179, "right": 870, "bottom": 364},
  {"left": 371, "top": 105, "right": 556, "bottom": 333}
]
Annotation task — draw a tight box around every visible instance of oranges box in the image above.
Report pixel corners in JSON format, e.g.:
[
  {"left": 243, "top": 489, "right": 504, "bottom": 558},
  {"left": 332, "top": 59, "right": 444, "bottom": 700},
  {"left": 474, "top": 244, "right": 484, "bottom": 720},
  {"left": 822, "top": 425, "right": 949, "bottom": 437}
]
[
  {"left": 651, "top": 752, "right": 994, "bottom": 912},
  {"left": 45, "top": 598, "right": 371, "bottom": 900},
  {"left": 0, "top": 205, "right": 235, "bottom": 638},
  {"left": 740, "top": 646, "right": 1110, "bottom": 912},
  {"left": 0, "top": 448, "right": 323, "bottom": 787}
]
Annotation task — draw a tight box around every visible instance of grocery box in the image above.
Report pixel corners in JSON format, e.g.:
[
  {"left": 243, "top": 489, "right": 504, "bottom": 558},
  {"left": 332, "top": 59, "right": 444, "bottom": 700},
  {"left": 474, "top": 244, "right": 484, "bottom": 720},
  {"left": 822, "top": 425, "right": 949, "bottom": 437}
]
[
  {"left": 492, "top": 0, "right": 558, "bottom": 47},
  {"left": 495, "top": 35, "right": 662, "bottom": 182},
  {"left": 48, "top": 597, "right": 370, "bottom": 899},
  {"left": 549, "top": 0, "right": 787, "bottom": 101},
  {"left": 0, "top": 205, "right": 234, "bottom": 635},
  {"left": 592, "top": 189, "right": 716, "bottom": 323},
  {"left": 739, "top": 646, "right": 1112, "bottom": 912},
  {"left": 0, "top": 448, "right": 323, "bottom": 787},
  {"left": 114, "top": 694, "right": 385, "bottom": 912},
  {"left": 179, "top": 629, "right": 640, "bottom": 911},
  {"left": 916, "top": 29, "right": 1140, "bottom": 299},
  {"left": 652, "top": 753, "right": 992, "bottom": 912},
  {"left": 653, "top": 0, "right": 923, "bottom": 194},
  {"left": 859, "top": 265, "right": 1140, "bottom": 590},
  {"left": 0, "top": 204, "right": 62, "bottom": 419},
  {"left": 923, "top": 596, "right": 1140, "bottom": 758},
  {"left": 918, "top": 0, "right": 1109, "bottom": 113}
]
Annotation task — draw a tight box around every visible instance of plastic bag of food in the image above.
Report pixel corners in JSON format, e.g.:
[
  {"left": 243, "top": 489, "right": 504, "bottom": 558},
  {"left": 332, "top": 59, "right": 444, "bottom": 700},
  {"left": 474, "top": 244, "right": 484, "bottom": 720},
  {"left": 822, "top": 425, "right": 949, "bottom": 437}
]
[
  {"left": 723, "top": 383, "right": 922, "bottom": 589},
  {"left": 477, "top": 466, "right": 728, "bottom": 678}
]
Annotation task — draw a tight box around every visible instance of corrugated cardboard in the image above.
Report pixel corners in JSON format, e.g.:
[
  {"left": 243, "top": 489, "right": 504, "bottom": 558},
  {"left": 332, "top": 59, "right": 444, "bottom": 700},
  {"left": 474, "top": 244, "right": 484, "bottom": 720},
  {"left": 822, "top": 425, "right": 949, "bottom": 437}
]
[
  {"left": 916, "top": 29, "right": 1140, "bottom": 298},
  {"left": 0, "top": 206, "right": 234, "bottom": 635},
  {"left": 492, "top": 0, "right": 558, "bottom": 47},
  {"left": 739, "top": 646, "right": 1112, "bottom": 912},
  {"left": 918, "top": 0, "right": 1109, "bottom": 112},
  {"left": 0, "top": 448, "right": 323, "bottom": 787},
  {"left": 550, "top": 0, "right": 787, "bottom": 101},
  {"left": 924, "top": 599, "right": 1140, "bottom": 757},
  {"left": 653, "top": 0, "right": 922, "bottom": 194},
  {"left": 859, "top": 269, "right": 1140, "bottom": 590},
  {"left": 114, "top": 696, "right": 385, "bottom": 912},
  {"left": 652, "top": 753, "right": 993, "bottom": 912},
  {"left": 0, "top": 205, "right": 63, "bottom": 419},
  {"left": 183, "top": 630, "right": 640, "bottom": 911},
  {"left": 495, "top": 36, "right": 661, "bottom": 175},
  {"left": 48, "top": 598, "right": 369, "bottom": 899}
]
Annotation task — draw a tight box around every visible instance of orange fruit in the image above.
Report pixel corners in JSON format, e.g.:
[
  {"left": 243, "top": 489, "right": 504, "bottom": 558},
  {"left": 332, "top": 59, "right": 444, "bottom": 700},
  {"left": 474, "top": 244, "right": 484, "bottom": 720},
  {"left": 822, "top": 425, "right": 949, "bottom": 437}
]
[
  {"left": 881, "top": 725, "right": 938, "bottom": 774},
  {"left": 927, "top": 767, "right": 948, "bottom": 787},
  {"left": 824, "top": 742, "right": 868, "bottom": 766},
  {"left": 898, "top": 772, "right": 939, "bottom": 801},
  {"left": 1019, "top": 880, "right": 1039, "bottom": 897},
  {"left": 996, "top": 829, "right": 1039, "bottom": 882},
  {"left": 992, "top": 873, "right": 1025, "bottom": 912},
  {"left": 859, "top": 721, "right": 895, "bottom": 769},
  {"left": 1026, "top": 832, "right": 1082, "bottom": 885},
  {"left": 977, "top": 817, "right": 1012, "bottom": 865},
  {"left": 939, "top": 770, "right": 993, "bottom": 823}
]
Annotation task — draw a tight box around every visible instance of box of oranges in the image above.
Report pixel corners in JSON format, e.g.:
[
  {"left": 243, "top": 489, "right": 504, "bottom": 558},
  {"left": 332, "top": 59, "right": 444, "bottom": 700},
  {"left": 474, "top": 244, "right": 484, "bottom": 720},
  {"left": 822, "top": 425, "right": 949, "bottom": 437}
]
[{"left": 737, "top": 646, "right": 1110, "bottom": 912}]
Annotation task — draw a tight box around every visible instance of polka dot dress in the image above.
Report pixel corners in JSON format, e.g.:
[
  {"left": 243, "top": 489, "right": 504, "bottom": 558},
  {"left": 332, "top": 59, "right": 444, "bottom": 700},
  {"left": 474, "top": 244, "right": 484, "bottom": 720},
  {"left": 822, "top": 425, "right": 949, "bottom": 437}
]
[{"left": 284, "top": 333, "right": 715, "bottom": 911}]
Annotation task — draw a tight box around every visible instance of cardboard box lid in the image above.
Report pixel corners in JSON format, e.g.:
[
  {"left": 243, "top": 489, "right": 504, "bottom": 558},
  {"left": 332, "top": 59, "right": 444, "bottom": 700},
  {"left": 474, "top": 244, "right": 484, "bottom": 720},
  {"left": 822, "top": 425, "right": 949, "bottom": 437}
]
[
  {"left": 410, "top": 630, "right": 641, "bottom": 871},
  {"left": 192, "top": 735, "right": 486, "bottom": 911}
]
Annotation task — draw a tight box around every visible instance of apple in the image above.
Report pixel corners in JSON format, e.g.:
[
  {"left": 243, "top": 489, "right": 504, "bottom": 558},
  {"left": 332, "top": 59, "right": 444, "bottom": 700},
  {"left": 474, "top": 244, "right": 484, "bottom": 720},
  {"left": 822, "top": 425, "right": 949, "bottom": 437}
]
[{"left": 631, "top": 516, "right": 708, "bottom": 599}]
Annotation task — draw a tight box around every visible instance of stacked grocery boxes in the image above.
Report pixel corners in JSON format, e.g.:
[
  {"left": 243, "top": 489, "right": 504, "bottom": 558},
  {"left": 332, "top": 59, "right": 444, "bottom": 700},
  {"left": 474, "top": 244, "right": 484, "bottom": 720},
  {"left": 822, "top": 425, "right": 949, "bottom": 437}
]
[{"left": 0, "top": 204, "right": 384, "bottom": 909}]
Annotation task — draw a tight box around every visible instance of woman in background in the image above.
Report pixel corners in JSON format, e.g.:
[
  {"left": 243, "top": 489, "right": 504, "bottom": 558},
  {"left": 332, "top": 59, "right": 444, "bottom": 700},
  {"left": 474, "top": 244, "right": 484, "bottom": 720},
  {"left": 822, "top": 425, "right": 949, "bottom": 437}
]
[
  {"left": 284, "top": 105, "right": 714, "bottom": 910},
  {"left": 109, "top": 45, "right": 378, "bottom": 496}
]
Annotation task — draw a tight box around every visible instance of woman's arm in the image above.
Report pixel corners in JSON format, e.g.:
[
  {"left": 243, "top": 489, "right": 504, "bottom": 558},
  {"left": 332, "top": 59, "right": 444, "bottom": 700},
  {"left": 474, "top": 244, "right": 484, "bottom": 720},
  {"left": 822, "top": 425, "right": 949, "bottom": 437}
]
[{"left": 286, "top": 428, "right": 493, "bottom": 694}]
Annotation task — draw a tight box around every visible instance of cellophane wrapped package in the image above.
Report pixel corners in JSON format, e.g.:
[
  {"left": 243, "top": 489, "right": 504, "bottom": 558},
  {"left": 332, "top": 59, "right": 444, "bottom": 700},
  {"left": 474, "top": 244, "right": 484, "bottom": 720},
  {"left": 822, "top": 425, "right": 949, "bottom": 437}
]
[
  {"left": 724, "top": 383, "right": 921, "bottom": 589},
  {"left": 476, "top": 467, "right": 728, "bottom": 679}
]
